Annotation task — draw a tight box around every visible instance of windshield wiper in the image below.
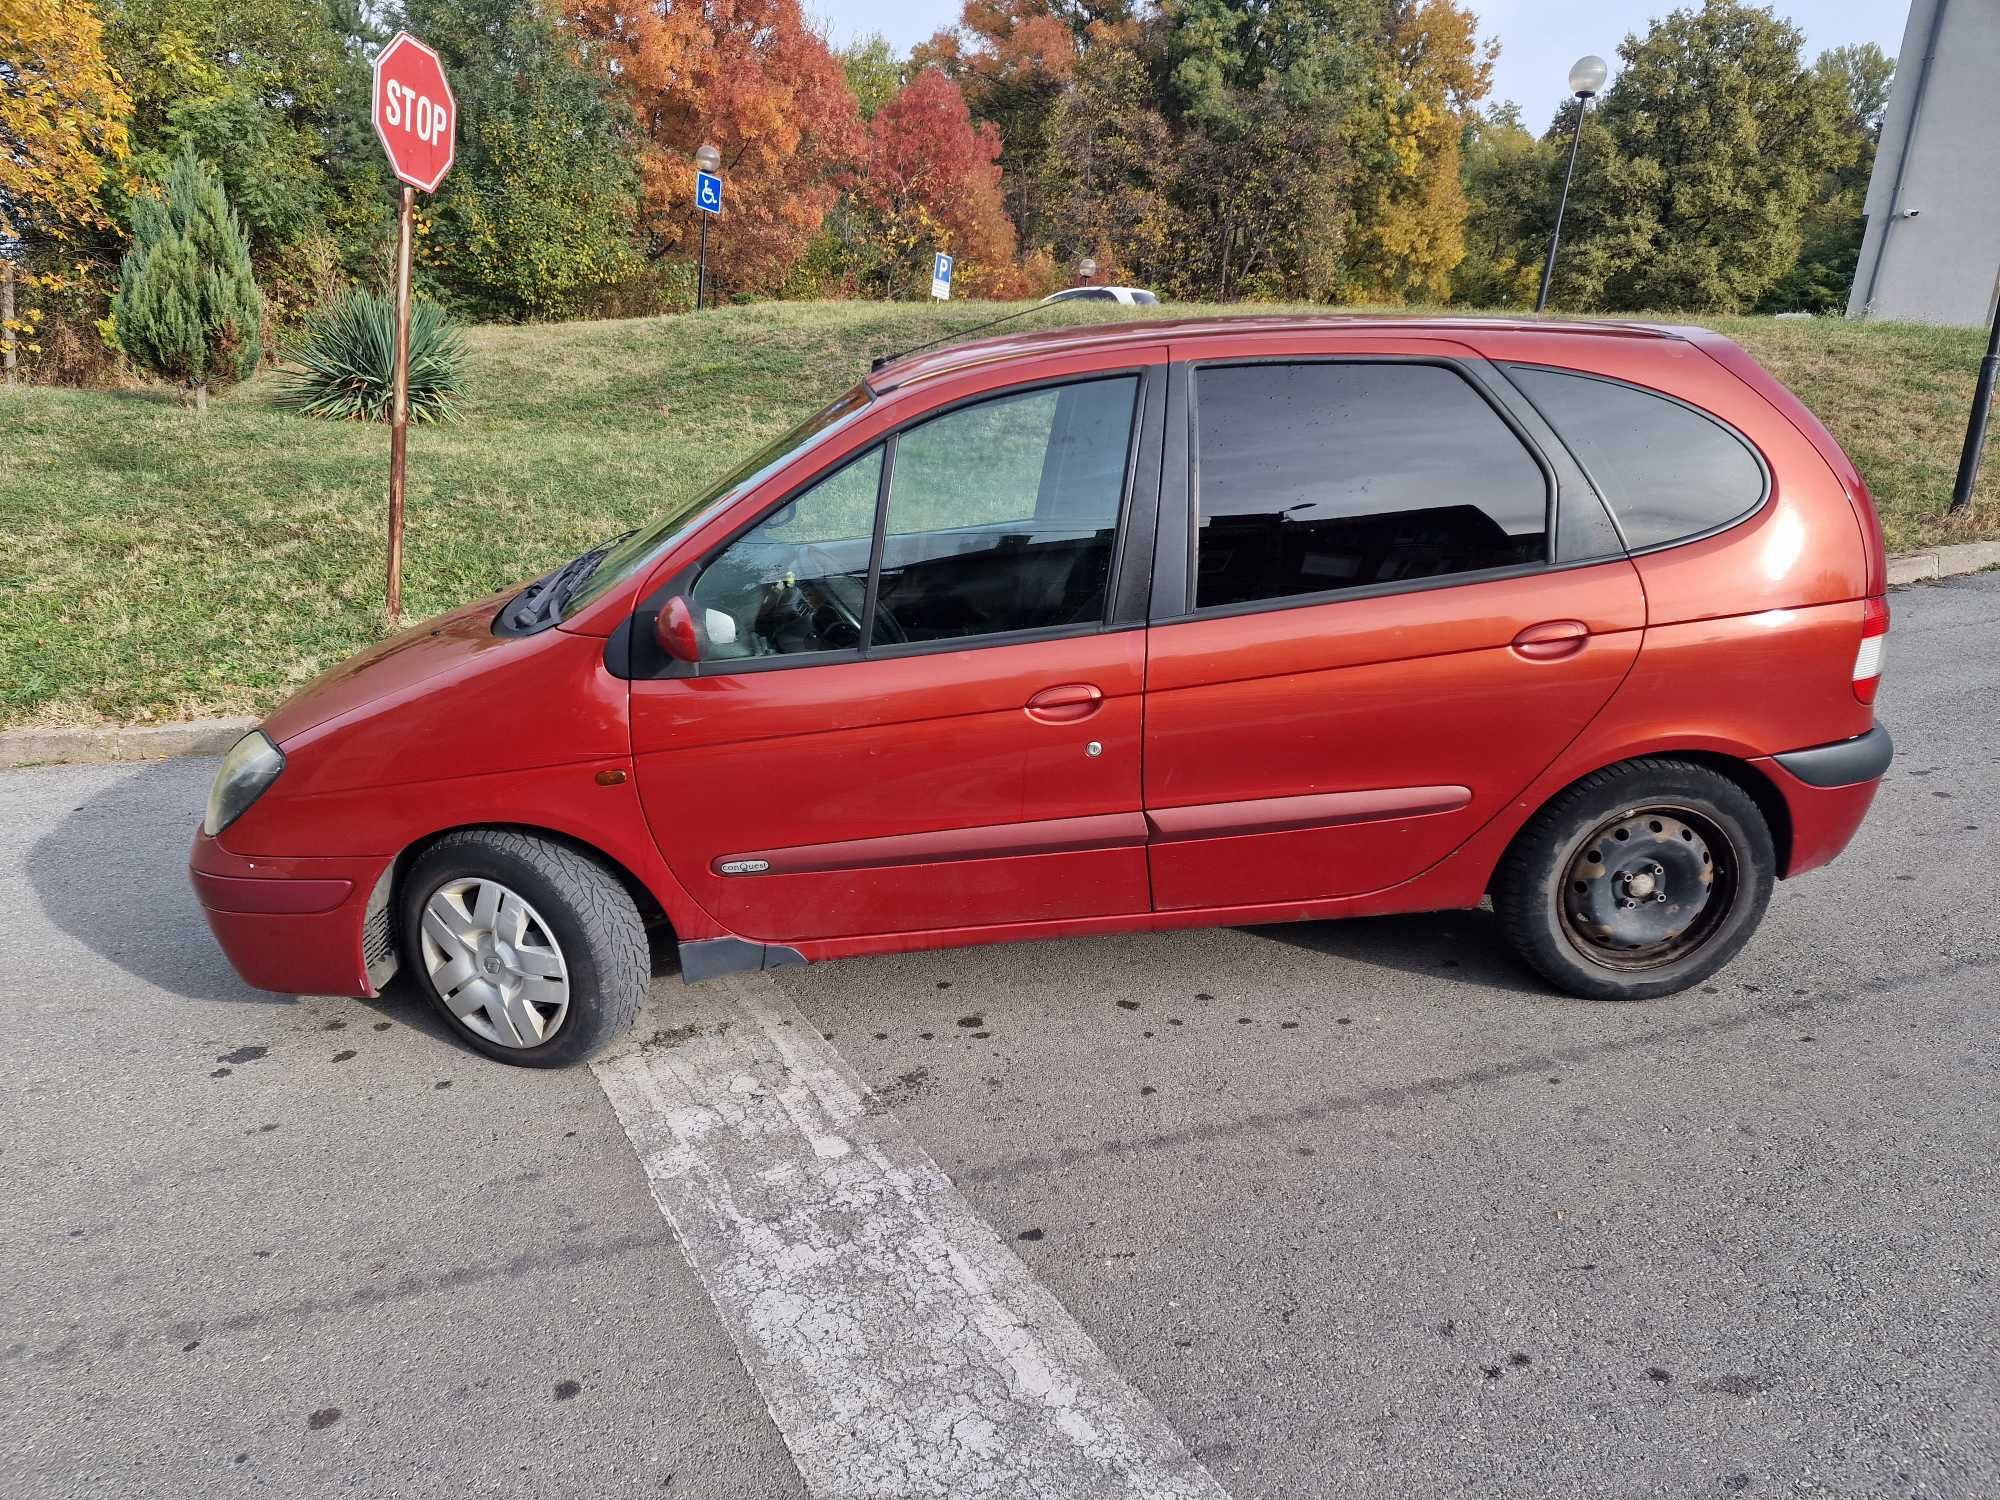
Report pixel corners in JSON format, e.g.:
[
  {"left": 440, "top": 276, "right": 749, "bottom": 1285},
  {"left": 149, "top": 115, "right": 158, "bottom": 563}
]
[{"left": 497, "top": 531, "right": 634, "bottom": 635}]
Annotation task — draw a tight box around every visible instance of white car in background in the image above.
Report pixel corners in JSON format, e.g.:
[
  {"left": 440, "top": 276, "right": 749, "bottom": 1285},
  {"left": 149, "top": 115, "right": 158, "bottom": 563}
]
[{"left": 1040, "top": 286, "right": 1160, "bottom": 306}]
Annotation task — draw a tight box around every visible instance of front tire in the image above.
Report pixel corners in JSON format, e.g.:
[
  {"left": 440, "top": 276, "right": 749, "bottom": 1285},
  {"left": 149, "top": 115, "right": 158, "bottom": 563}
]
[
  {"left": 1494, "top": 759, "right": 1775, "bottom": 1002},
  {"left": 398, "top": 830, "right": 648, "bottom": 1066}
]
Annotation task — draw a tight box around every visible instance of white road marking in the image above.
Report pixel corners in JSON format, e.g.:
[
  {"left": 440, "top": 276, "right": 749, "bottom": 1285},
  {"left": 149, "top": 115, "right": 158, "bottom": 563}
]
[{"left": 592, "top": 974, "right": 1232, "bottom": 1500}]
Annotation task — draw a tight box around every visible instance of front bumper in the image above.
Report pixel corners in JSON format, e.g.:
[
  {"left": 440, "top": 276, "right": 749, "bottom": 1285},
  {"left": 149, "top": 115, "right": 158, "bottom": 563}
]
[{"left": 189, "top": 829, "right": 390, "bottom": 997}]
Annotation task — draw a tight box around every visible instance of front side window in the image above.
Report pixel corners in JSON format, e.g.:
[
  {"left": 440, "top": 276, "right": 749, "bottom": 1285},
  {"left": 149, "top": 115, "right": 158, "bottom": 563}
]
[
  {"left": 688, "top": 375, "right": 1139, "bottom": 663},
  {"left": 873, "top": 378, "right": 1137, "bottom": 645},
  {"left": 691, "top": 448, "right": 883, "bottom": 659},
  {"left": 1506, "top": 366, "right": 1767, "bottom": 550},
  {"left": 1192, "top": 362, "right": 1549, "bottom": 611}
]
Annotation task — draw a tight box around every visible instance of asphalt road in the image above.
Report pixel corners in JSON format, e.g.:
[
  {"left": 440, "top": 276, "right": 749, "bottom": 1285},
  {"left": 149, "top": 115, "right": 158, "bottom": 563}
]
[{"left": 5, "top": 574, "right": 1997, "bottom": 1500}]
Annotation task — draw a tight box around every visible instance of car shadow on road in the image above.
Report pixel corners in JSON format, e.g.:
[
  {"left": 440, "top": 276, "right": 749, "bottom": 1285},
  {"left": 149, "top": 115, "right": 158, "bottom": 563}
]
[
  {"left": 1244, "top": 906, "right": 1536, "bottom": 995},
  {"left": 26, "top": 755, "right": 293, "bottom": 1004}
]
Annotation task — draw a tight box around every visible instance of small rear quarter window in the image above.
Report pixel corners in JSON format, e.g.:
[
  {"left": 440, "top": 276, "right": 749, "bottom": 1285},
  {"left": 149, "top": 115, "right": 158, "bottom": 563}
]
[{"left": 1506, "top": 365, "right": 1766, "bottom": 550}]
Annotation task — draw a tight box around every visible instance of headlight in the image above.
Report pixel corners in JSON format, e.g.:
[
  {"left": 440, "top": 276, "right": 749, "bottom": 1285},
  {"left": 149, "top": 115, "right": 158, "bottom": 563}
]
[{"left": 204, "top": 731, "right": 286, "bottom": 836}]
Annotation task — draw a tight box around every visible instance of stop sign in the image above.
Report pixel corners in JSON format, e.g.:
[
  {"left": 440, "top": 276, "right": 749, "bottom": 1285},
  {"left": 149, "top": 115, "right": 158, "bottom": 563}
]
[{"left": 372, "top": 33, "right": 455, "bottom": 193}]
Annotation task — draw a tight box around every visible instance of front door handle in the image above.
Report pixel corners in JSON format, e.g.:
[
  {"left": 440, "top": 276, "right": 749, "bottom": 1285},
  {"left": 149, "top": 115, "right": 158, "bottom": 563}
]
[
  {"left": 1512, "top": 619, "right": 1590, "bottom": 661},
  {"left": 1025, "top": 682, "right": 1104, "bottom": 723}
]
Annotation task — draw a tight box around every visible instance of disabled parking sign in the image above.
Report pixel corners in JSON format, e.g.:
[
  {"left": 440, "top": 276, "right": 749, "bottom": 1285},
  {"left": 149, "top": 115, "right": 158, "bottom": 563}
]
[
  {"left": 695, "top": 170, "right": 723, "bottom": 215},
  {"left": 930, "top": 251, "right": 953, "bottom": 301}
]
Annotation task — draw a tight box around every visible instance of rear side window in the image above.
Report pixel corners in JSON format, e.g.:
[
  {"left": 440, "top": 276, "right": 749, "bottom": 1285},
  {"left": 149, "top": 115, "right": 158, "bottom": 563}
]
[
  {"left": 1507, "top": 366, "right": 1766, "bottom": 550},
  {"left": 1192, "top": 361, "right": 1548, "bottom": 610}
]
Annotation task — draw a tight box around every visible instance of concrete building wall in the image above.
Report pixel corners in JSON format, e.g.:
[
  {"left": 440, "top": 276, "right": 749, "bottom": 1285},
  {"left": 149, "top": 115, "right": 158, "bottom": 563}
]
[{"left": 1849, "top": 0, "right": 2000, "bottom": 327}]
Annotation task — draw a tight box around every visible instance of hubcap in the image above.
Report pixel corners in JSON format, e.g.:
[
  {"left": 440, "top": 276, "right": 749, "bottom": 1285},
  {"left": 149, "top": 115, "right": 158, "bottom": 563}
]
[
  {"left": 419, "top": 878, "right": 569, "bottom": 1048},
  {"left": 1559, "top": 807, "right": 1736, "bottom": 970}
]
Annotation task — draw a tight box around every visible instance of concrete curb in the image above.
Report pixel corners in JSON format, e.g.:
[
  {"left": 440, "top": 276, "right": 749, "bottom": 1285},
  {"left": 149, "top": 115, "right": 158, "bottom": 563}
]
[
  {"left": 1884, "top": 539, "right": 2000, "bottom": 587},
  {"left": 4, "top": 542, "right": 1997, "bottom": 770},
  {"left": 1, "top": 716, "right": 256, "bottom": 770}
]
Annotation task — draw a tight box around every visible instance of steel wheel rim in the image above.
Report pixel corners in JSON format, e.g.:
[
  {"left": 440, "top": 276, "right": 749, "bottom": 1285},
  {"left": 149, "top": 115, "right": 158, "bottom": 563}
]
[
  {"left": 1558, "top": 803, "right": 1738, "bottom": 971},
  {"left": 419, "top": 878, "right": 570, "bottom": 1048}
]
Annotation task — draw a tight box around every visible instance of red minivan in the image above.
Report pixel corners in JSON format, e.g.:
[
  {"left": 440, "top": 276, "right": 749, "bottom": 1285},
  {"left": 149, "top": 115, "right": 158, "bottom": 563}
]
[{"left": 191, "top": 317, "right": 1893, "bottom": 1066}]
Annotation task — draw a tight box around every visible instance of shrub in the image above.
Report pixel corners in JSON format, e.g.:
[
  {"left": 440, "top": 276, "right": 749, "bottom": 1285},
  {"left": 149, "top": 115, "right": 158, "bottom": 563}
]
[
  {"left": 110, "top": 146, "right": 264, "bottom": 412},
  {"left": 276, "top": 287, "right": 467, "bottom": 424}
]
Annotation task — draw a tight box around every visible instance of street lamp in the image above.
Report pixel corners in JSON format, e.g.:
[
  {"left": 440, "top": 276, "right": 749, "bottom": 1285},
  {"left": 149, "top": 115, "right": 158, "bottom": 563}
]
[
  {"left": 694, "top": 142, "right": 721, "bottom": 311},
  {"left": 1536, "top": 54, "right": 1609, "bottom": 314}
]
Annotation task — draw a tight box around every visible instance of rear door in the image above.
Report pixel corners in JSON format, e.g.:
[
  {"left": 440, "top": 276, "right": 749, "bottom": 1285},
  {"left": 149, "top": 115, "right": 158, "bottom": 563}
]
[
  {"left": 631, "top": 359, "right": 1166, "bottom": 942},
  {"left": 1142, "top": 344, "right": 1645, "bottom": 911}
]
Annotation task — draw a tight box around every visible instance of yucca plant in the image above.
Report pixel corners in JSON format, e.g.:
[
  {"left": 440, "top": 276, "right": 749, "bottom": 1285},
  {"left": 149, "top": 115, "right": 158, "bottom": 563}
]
[{"left": 277, "top": 288, "right": 467, "bottom": 423}]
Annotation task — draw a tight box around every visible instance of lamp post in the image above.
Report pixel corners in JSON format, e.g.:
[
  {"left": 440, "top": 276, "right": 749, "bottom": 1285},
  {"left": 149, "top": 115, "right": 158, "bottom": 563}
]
[
  {"left": 695, "top": 142, "right": 721, "bottom": 311},
  {"left": 1536, "top": 54, "right": 1608, "bottom": 314},
  {"left": 1949, "top": 290, "right": 2000, "bottom": 512}
]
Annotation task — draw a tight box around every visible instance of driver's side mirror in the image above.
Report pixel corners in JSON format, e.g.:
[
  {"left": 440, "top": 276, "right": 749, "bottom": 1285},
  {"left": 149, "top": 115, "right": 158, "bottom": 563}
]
[{"left": 654, "top": 595, "right": 701, "bottom": 663}]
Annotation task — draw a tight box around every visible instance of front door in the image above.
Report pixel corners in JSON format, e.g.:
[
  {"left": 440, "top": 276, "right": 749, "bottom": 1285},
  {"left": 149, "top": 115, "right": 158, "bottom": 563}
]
[
  {"left": 1143, "top": 354, "right": 1646, "bottom": 911},
  {"left": 632, "top": 369, "right": 1160, "bottom": 942}
]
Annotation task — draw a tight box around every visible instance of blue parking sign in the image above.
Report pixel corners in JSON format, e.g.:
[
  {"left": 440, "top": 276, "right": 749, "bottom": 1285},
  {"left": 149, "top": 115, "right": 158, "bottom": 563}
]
[
  {"left": 695, "top": 170, "right": 723, "bottom": 215},
  {"left": 930, "top": 251, "right": 954, "bottom": 301}
]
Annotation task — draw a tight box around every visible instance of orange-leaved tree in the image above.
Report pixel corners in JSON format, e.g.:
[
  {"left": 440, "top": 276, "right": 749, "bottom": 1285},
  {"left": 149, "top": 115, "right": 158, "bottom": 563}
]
[
  {"left": 848, "top": 68, "right": 1017, "bottom": 298},
  {"left": 566, "top": 0, "right": 862, "bottom": 298},
  {"left": 913, "top": 0, "right": 1136, "bottom": 249},
  {"left": 1, "top": 0, "right": 133, "bottom": 377}
]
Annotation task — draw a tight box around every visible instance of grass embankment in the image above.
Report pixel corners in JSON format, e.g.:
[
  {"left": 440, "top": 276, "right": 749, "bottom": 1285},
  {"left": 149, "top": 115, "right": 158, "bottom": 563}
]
[{"left": 2, "top": 301, "right": 1994, "bottom": 729}]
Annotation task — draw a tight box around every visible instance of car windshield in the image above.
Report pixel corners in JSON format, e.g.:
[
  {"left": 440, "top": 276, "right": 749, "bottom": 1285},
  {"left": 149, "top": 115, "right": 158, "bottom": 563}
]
[{"left": 557, "top": 384, "right": 875, "bottom": 619}]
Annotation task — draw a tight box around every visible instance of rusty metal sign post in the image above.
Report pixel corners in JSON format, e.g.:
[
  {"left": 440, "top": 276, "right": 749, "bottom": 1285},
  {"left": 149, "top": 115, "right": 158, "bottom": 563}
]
[{"left": 370, "top": 33, "right": 456, "bottom": 626}]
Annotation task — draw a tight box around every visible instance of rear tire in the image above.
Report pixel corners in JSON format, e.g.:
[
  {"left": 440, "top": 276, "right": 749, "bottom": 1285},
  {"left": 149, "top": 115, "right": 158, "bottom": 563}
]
[
  {"left": 1494, "top": 759, "right": 1775, "bottom": 1002},
  {"left": 398, "top": 830, "right": 648, "bottom": 1067}
]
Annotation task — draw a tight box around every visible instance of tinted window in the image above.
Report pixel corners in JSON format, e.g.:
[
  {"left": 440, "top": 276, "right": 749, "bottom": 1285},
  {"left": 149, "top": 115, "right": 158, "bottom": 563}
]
[
  {"left": 874, "top": 377, "right": 1137, "bottom": 645},
  {"left": 1130, "top": 290, "right": 1159, "bottom": 305},
  {"left": 1507, "top": 366, "right": 1766, "bottom": 549},
  {"left": 1193, "top": 362, "right": 1548, "bottom": 610},
  {"left": 691, "top": 448, "right": 882, "bottom": 659}
]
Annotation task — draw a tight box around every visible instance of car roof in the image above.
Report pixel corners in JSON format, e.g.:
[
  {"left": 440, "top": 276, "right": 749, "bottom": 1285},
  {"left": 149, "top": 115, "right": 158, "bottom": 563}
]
[{"left": 866, "top": 313, "right": 1691, "bottom": 394}]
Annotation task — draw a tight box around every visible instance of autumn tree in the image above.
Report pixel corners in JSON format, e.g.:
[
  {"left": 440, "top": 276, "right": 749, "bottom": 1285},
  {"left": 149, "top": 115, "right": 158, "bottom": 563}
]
[
  {"left": 848, "top": 69, "right": 1016, "bottom": 297},
  {"left": 1, "top": 0, "right": 134, "bottom": 378},
  {"left": 566, "top": 0, "right": 862, "bottom": 298},
  {"left": 1, "top": 0, "right": 132, "bottom": 243},
  {"left": 1339, "top": 0, "right": 1491, "bottom": 303},
  {"left": 914, "top": 0, "right": 1135, "bottom": 250}
]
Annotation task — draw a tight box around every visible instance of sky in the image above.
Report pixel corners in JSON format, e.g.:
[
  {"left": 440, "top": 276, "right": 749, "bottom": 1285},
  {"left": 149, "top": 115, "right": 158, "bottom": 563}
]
[{"left": 810, "top": 0, "right": 1908, "bottom": 131}]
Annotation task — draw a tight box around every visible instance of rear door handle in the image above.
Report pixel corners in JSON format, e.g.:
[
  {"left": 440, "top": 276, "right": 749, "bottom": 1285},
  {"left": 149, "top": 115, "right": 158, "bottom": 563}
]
[
  {"left": 1025, "top": 682, "right": 1104, "bottom": 723},
  {"left": 1512, "top": 619, "right": 1590, "bottom": 661}
]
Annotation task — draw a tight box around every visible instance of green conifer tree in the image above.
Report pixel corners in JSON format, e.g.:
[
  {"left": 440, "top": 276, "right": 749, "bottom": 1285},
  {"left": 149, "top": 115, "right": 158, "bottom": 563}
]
[{"left": 112, "top": 146, "right": 263, "bottom": 412}]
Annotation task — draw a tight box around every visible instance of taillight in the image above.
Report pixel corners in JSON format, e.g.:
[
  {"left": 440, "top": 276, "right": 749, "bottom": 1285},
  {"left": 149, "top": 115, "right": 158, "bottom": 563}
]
[{"left": 1853, "top": 595, "right": 1888, "bottom": 704}]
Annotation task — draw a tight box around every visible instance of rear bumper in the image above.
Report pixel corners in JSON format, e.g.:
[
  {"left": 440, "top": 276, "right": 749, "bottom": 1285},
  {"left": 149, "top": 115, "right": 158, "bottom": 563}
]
[
  {"left": 189, "top": 829, "right": 387, "bottom": 997},
  {"left": 1754, "top": 724, "right": 1893, "bottom": 878},
  {"left": 1773, "top": 723, "right": 1894, "bottom": 788}
]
